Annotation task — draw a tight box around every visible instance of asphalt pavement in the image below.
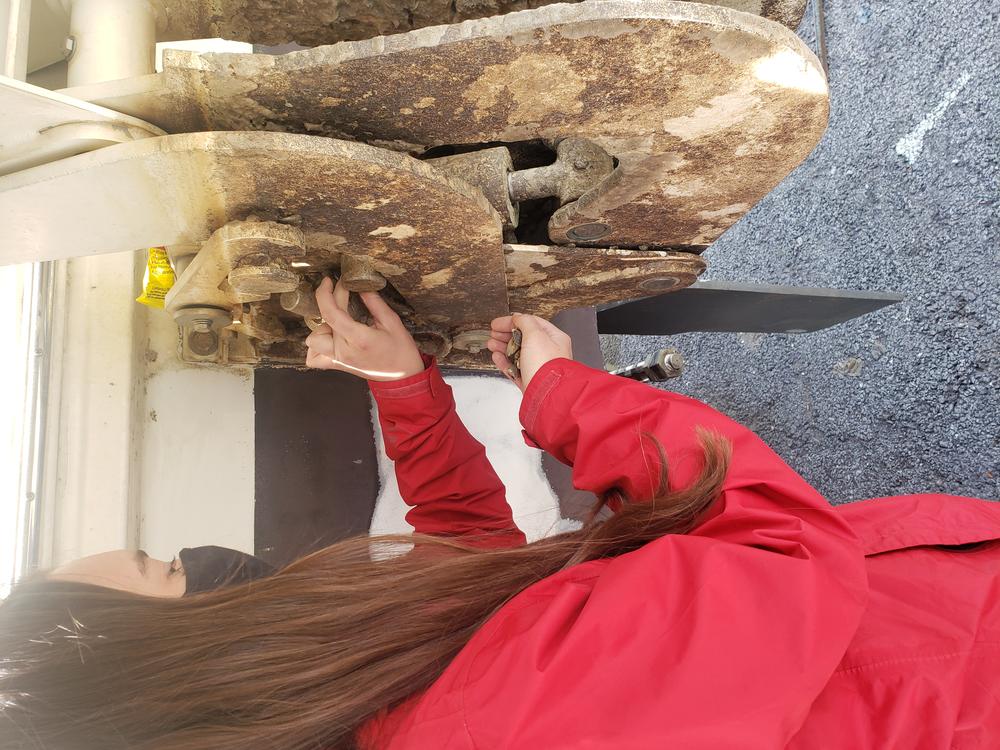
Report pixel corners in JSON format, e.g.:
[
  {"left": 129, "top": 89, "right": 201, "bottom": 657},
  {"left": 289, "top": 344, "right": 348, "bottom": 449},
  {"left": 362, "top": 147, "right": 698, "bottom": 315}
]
[{"left": 606, "top": 0, "right": 999, "bottom": 502}]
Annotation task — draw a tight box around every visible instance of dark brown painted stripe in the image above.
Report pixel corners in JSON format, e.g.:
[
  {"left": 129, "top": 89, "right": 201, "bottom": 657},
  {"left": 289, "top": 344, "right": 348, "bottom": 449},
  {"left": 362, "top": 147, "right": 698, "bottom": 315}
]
[{"left": 254, "top": 368, "right": 379, "bottom": 568}]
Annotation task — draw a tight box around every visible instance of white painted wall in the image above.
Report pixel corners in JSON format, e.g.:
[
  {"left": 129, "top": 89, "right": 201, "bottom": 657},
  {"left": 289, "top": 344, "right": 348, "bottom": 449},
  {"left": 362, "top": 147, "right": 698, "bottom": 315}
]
[
  {"left": 0, "top": 262, "right": 38, "bottom": 596},
  {"left": 1, "top": 0, "right": 32, "bottom": 80},
  {"left": 34, "top": 250, "right": 256, "bottom": 569},
  {"left": 136, "top": 307, "right": 255, "bottom": 561},
  {"left": 39, "top": 252, "right": 146, "bottom": 567}
]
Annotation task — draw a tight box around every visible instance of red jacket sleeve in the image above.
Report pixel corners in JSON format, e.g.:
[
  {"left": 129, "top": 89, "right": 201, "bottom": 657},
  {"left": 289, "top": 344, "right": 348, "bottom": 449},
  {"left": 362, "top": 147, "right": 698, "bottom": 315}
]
[
  {"left": 369, "top": 358, "right": 526, "bottom": 549},
  {"left": 456, "top": 359, "right": 868, "bottom": 747}
]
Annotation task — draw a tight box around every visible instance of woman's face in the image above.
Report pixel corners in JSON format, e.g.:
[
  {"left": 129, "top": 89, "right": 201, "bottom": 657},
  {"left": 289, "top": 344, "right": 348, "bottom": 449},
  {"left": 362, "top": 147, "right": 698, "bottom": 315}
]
[{"left": 49, "top": 550, "right": 186, "bottom": 598}]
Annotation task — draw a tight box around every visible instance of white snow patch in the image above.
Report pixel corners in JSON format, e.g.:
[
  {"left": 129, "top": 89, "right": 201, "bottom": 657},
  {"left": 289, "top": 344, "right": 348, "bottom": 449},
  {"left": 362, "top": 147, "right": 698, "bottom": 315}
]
[
  {"left": 895, "top": 72, "right": 971, "bottom": 165},
  {"left": 369, "top": 375, "right": 567, "bottom": 543}
]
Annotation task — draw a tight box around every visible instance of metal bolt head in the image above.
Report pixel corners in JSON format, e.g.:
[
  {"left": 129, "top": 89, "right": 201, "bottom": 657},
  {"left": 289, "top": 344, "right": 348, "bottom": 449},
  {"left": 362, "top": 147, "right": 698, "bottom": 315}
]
[
  {"left": 452, "top": 329, "right": 492, "bottom": 353},
  {"left": 341, "top": 275, "right": 386, "bottom": 293},
  {"left": 412, "top": 329, "right": 453, "bottom": 359},
  {"left": 173, "top": 306, "right": 231, "bottom": 330},
  {"left": 228, "top": 265, "right": 299, "bottom": 296},
  {"left": 639, "top": 276, "right": 681, "bottom": 293},
  {"left": 566, "top": 223, "right": 611, "bottom": 242},
  {"left": 279, "top": 290, "right": 302, "bottom": 312},
  {"left": 340, "top": 255, "right": 387, "bottom": 293},
  {"left": 659, "top": 352, "right": 685, "bottom": 379},
  {"left": 240, "top": 253, "right": 270, "bottom": 267},
  {"left": 188, "top": 328, "right": 220, "bottom": 357}
]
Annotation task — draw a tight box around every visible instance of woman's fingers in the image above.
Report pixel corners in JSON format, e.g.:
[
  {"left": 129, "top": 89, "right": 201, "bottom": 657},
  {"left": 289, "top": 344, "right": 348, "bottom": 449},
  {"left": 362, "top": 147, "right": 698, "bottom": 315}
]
[
  {"left": 305, "top": 348, "right": 333, "bottom": 369},
  {"left": 490, "top": 315, "right": 516, "bottom": 334},
  {"left": 491, "top": 349, "right": 511, "bottom": 373},
  {"left": 333, "top": 278, "right": 352, "bottom": 313},
  {"left": 491, "top": 350, "right": 522, "bottom": 388},
  {"left": 530, "top": 315, "right": 571, "bottom": 342},
  {"left": 509, "top": 312, "right": 537, "bottom": 330},
  {"left": 358, "top": 290, "right": 402, "bottom": 330},
  {"left": 486, "top": 337, "right": 508, "bottom": 354},
  {"left": 511, "top": 312, "right": 572, "bottom": 351},
  {"left": 314, "top": 278, "right": 356, "bottom": 332},
  {"left": 305, "top": 324, "right": 336, "bottom": 370},
  {"left": 510, "top": 312, "right": 550, "bottom": 336},
  {"left": 304, "top": 324, "right": 333, "bottom": 349}
]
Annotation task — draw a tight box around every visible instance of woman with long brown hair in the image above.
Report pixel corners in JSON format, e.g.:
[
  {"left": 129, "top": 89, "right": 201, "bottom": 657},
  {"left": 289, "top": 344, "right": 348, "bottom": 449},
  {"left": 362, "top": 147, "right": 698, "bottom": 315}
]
[{"left": 2, "top": 278, "right": 999, "bottom": 750}]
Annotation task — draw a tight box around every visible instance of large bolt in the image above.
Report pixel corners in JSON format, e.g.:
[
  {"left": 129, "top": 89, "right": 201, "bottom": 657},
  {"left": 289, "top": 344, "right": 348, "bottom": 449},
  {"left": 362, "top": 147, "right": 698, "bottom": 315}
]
[
  {"left": 173, "top": 306, "right": 231, "bottom": 359},
  {"left": 426, "top": 147, "right": 519, "bottom": 229},
  {"left": 280, "top": 283, "right": 322, "bottom": 320},
  {"left": 406, "top": 326, "right": 453, "bottom": 359},
  {"left": 187, "top": 328, "right": 220, "bottom": 357},
  {"left": 452, "top": 330, "right": 492, "bottom": 354},
  {"left": 567, "top": 222, "right": 612, "bottom": 242},
  {"left": 347, "top": 293, "right": 372, "bottom": 324},
  {"left": 228, "top": 265, "right": 300, "bottom": 296},
  {"left": 280, "top": 282, "right": 325, "bottom": 330},
  {"left": 340, "top": 255, "right": 386, "bottom": 293},
  {"left": 66, "top": 0, "right": 156, "bottom": 87},
  {"left": 639, "top": 276, "right": 681, "bottom": 293},
  {"left": 661, "top": 351, "right": 684, "bottom": 377}
]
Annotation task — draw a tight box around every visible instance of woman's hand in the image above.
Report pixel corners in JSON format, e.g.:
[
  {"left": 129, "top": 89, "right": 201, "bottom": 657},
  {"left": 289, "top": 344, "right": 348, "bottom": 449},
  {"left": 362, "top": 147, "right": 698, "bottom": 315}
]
[
  {"left": 305, "top": 278, "right": 425, "bottom": 381},
  {"left": 487, "top": 313, "right": 573, "bottom": 391}
]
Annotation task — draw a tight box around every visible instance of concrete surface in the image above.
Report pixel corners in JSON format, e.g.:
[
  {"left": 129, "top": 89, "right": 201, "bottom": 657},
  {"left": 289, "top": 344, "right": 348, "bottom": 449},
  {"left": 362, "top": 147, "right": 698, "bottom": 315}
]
[{"left": 605, "top": 0, "right": 999, "bottom": 502}]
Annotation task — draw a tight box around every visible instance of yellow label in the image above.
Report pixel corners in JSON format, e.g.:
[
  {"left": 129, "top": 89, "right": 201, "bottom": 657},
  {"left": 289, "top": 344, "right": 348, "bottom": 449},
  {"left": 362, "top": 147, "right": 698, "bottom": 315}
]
[{"left": 136, "top": 247, "right": 176, "bottom": 309}]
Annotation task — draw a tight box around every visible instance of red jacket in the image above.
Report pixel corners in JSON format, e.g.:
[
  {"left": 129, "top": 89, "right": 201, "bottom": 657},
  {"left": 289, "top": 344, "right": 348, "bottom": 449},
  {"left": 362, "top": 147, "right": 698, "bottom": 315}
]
[{"left": 361, "top": 358, "right": 1000, "bottom": 749}]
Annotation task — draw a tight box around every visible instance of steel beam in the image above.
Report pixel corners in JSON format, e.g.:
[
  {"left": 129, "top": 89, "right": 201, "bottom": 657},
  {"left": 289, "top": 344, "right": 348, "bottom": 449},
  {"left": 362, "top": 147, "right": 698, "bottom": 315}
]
[{"left": 597, "top": 282, "right": 903, "bottom": 335}]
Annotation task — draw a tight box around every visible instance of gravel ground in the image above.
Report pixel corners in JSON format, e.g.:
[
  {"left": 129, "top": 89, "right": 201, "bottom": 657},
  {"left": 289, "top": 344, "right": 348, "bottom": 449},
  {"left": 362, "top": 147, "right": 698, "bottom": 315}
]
[{"left": 604, "top": 0, "right": 999, "bottom": 502}]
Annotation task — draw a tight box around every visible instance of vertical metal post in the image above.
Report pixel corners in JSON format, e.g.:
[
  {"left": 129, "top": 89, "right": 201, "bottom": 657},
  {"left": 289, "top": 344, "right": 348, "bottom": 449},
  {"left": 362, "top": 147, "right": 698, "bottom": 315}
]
[
  {"left": 65, "top": 0, "right": 155, "bottom": 555},
  {"left": 1, "top": 0, "right": 32, "bottom": 80},
  {"left": 66, "top": 0, "right": 156, "bottom": 87},
  {"left": 17, "top": 261, "right": 55, "bottom": 582},
  {"left": 0, "top": 0, "right": 52, "bottom": 582}
]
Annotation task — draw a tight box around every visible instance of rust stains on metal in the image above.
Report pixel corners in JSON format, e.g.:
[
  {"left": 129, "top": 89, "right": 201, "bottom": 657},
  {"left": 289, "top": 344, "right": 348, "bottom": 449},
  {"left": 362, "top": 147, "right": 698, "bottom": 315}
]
[
  {"left": 6, "top": 131, "right": 508, "bottom": 346},
  {"left": 80, "top": 1, "right": 826, "bottom": 251},
  {"left": 153, "top": 0, "right": 807, "bottom": 47},
  {"left": 462, "top": 52, "right": 587, "bottom": 124},
  {"left": 231, "top": 242, "right": 705, "bottom": 370},
  {"left": 166, "top": 219, "right": 307, "bottom": 312},
  {"left": 427, "top": 147, "right": 518, "bottom": 227},
  {"left": 504, "top": 243, "right": 705, "bottom": 318},
  {"left": 198, "top": 133, "right": 509, "bottom": 331},
  {"left": 340, "top": 253, "right": 388, "bottom": 292}
]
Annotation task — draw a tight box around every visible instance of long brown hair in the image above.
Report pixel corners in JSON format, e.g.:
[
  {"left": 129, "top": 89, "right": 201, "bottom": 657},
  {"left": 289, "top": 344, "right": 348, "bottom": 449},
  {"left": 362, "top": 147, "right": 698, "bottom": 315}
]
[{"left": 0, "top": 432, "right": 730, "bottom": 750}]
